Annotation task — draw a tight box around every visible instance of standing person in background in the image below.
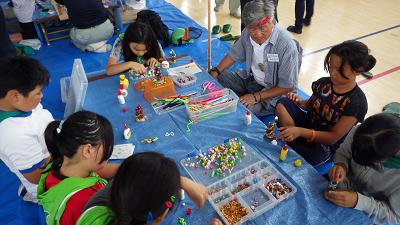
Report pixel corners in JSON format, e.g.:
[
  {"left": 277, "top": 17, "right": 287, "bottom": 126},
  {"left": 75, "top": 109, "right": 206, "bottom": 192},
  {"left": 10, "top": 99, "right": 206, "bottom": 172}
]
[
  {"left": 0, "top": 5, "right": 17, "bottom": 58},
  {"left": 3, "top": 0, "right": 38, "bottom": 39},
  {"left": 287, "top": 0, "right": 314, "bottom": 34},
  {"left": 214, "top": 0, "right": 241, "bottom": 18},
  {"left": 120, "top": 0, "right": 147, "bottom": 24},
  {"left": 54, "top": 0, "right": 114, "bottom": 53}
]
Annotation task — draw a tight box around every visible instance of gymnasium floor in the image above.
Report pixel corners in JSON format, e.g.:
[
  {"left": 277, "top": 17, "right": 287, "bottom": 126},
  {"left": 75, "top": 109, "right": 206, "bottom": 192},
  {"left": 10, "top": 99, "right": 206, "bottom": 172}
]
[{"left": 168, "top": 0, "right": 400, "bottom": 118}]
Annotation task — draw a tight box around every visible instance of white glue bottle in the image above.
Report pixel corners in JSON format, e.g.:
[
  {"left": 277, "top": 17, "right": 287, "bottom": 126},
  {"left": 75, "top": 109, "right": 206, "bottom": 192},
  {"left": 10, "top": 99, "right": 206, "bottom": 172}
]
[
  {"left": 119, "top": 84, "right": 128, "bottom": 97},
  {"left": 123, "top": 124, "right": 131, "bottom": 139},
  {"left": 118, "top": 90, "right": 125, "bottom": 104},
  {"left": 162, "top": 57, "right": 169, "bottom": 68},
  {"left": 244, "top": 110, "right": 251, "bottom": 125}
]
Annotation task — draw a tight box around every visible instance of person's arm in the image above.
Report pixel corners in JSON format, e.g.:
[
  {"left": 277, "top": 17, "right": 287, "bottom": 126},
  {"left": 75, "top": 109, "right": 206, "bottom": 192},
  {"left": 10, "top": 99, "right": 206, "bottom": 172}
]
[
  {"left": 354, "top": 190, "right": 400, "bottom": 224},
  {"left": 106, "top": 57, "right": 145, "bottom": 76},
  {"left": 97, "top": 163, "right": 120, "bottom": 179},
  {"left": 22, "top": 156, "right": 51, "bottom": 184},
  {"left": 259, "top": 86, "right": 295, "bottom": 102},
  {"left": 210, "top": 54, "right": 235, "bottom": 80},
  {"left": 180, "top": 176, "right": 208, "bottom": 209},
  {"left": 277, "top": 116, "right": 357, "bottom": 145}
]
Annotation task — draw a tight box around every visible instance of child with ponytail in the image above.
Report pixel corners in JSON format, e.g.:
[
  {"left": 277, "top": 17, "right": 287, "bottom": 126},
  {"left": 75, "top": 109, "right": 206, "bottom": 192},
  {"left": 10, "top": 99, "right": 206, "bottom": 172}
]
[
  {"left": 77, "top": 152, "right": 223, "bottom": 225},
  {"left": 37, "top": 111, "right": 119, "bottom": 225},
  {"left": 275, "top": 40, "right": 376, "bottom": 166}
]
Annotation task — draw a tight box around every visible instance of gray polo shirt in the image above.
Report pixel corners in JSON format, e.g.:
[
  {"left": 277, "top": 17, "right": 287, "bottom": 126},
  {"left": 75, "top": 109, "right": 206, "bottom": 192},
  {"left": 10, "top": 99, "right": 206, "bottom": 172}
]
[{"left": 229, "top": 23, "right": 303, "bottom": 107}]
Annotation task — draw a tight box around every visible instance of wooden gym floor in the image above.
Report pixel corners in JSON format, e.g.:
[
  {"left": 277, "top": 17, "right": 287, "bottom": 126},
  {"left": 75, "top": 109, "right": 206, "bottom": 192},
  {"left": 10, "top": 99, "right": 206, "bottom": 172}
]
[{"left": 167, "top": 0, "right": 400, "bottom": 118}]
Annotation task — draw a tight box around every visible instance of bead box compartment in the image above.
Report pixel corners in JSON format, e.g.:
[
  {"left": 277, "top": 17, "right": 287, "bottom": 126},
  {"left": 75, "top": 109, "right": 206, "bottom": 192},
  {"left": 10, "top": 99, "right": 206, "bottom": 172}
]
[
  {"left": 180, "top": 138, "right": 261, "bottom": 187},
  {"left": 181, "top": 138, "right": 297, "bottom": 225}
]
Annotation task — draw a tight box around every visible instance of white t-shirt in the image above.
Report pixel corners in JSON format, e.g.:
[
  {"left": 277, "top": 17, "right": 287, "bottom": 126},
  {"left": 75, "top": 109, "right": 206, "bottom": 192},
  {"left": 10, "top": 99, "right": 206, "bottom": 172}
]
[
  {"left": 12, "top": 0, "right": 35, "bottom": 23},
  {"left": 0, "top": 103, "right": 53, "bottom": 197},
  {"left": 125, "top": 0, "right": 146, "bottom": 10},
  {"left": 250, "top": 28, "right": 274, "bottom": 87}
]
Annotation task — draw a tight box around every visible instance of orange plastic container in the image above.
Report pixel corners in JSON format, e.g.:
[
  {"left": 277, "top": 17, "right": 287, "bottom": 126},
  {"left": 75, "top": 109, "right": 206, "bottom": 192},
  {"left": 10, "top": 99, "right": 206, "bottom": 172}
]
[
  {"left": 143, "top": 76, "right": 177, "bottom": 102},
  {"left": 134, "top": 78, "right": 151, "bottom": 92}
]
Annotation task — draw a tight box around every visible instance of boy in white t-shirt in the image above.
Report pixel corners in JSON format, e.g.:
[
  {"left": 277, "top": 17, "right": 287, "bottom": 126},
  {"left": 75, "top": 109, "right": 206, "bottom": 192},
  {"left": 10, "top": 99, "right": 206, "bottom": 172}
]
[
  {"left": 119, "top": 0, "right": 146, "bottom": 24},
  {"left": 0, "top": 55, "right": 53, "bottom": 202}
]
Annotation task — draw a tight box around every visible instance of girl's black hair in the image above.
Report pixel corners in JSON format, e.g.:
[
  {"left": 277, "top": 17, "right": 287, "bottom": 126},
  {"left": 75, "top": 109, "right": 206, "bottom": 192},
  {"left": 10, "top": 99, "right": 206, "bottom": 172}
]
[
  {"left": 324, "top": 40, "right": 376, "bottom": 79},
  {"left": 122, "top": 22, "right": 161, "bottom": 63},
  {"left": 351, "top": 113, "right": 400, "bottom": 170},
  {"left": 109, "top": 152, "right": 181, "bottom": 225},
  {"left": 44, "top": 111, "right": 114, "bottom": 172}
]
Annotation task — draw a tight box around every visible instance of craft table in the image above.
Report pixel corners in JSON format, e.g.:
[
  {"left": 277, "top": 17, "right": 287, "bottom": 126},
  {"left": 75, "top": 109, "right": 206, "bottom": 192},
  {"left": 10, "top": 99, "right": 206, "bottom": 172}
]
[
  {"left": 82, "top": 55, "right": 373, "bottom": 225},
  {"left": 32, "top": 0, "right": 123, "bottom": 45}
]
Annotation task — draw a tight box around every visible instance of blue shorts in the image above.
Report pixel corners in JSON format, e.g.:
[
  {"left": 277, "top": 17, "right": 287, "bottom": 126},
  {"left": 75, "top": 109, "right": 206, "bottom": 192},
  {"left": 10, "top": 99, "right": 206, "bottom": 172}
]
[{"left": 277, "top": 97, "right": 335, "bottom": 166}]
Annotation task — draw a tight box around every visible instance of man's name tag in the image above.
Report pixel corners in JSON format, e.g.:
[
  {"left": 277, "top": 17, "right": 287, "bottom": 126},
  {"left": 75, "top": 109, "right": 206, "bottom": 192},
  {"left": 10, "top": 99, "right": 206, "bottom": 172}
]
[{"left": 267, "top": 54, "right": 279, "bottom": 62}]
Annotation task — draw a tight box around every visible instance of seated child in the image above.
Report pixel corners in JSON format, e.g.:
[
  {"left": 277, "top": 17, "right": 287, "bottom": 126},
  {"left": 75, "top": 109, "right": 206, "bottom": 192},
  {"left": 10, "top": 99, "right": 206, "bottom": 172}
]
[
  {"left": 0, "top": 55, "right": 53, "bottom": 202},
  {"left": 275, "top": 40, "right": 376, "bottom": 166},
  {"left": 106, "top": 21, "right": 165, "bottom": 76},
  {"left": 324, "top": 113, "right": 400, "bottom": 224},
  {"left": 119, "top": 0, "right": 147, "bottom": 24},
  {"left": 78, "top": 152, "right": 223, "bottom": 225},
  {"left": 37, "top": 111, "right": 119, "bottom": 225}
]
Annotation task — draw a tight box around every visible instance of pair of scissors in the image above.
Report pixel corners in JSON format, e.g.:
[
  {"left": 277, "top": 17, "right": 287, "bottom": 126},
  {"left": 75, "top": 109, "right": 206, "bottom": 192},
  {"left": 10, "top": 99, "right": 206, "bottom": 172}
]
[{"left": 201, "top": 81, "right": 222, "bottom": 94}]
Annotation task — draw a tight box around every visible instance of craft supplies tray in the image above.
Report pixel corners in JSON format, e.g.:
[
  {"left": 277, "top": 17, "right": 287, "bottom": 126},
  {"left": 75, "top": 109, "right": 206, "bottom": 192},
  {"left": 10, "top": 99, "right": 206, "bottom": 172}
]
[
  {"left": 168, "top": 71, "right": 197, "bottom": 88},
  {"left": 185, "top": 88, "right": 238, "bottom": 123},
  {"left": 151, "top": 91, "right": 200, "bottom": 115},
  {"left": 180, "top": 138, "right": 297, "bottom": 225}
]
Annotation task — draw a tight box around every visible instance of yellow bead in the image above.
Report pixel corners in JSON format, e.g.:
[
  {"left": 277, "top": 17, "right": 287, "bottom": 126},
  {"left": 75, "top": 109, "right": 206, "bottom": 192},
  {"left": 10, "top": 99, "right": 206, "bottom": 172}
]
[{"left": 295, "top": 160, "right": 302, "bottom": 167}]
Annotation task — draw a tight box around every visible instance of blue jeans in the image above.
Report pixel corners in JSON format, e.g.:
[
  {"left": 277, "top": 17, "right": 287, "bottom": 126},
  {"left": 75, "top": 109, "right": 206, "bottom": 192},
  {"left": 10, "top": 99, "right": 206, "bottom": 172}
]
[
  {"left": 70, "top": 19, "right": 114, "bottom": 51},
  {"left": 218, "top": 70, "right": 275, "bottom": 117},
  {"left": 295, "top": 0, "right": 314, "bottom": 28}
]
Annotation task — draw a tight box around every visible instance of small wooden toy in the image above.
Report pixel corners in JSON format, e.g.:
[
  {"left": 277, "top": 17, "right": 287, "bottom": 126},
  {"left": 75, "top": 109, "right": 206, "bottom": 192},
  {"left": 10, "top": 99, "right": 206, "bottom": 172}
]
[
  {"left": 170, "top": 49, "right": 177, "bottom": 65},
  {"left": 265, "top": 122, "right": 275, "bottom": 140},
  {"left": 135, "top": 104, "right": 148, "bottom": 122}
]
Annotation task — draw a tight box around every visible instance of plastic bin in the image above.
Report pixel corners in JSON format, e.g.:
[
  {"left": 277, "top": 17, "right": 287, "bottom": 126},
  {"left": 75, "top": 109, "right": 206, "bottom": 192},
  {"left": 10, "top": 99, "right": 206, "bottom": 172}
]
[
  {"left": 143, "top": 76, "right": 177, "bottom": 102},
  {"left": 60, "top": 59, "right": 88, "bottom": 119},
  {"left": 181, "top": 138, "right": 297, "bottom": 225},
  {"left": 168, "top": 71, "right": 197, "bottom": 88},
  {"left": 185, "top": 88, "right": 238, "bottom": 123}
]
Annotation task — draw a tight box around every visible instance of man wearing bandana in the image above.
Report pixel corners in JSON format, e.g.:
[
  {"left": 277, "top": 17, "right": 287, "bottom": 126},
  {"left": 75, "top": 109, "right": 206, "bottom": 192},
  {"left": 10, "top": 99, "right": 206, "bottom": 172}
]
[{"left": 209, "top": 0, "right": 302, "bottom": 117}]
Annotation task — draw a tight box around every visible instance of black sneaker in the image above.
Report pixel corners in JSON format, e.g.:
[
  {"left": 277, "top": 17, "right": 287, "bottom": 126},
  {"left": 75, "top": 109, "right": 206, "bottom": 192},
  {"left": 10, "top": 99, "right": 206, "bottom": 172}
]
[
  {"left": 287, "top": 25, "right": 302, "bottom": 34},
  {"left": 303, "top": 18, "right": 311, "bottom": 26}
]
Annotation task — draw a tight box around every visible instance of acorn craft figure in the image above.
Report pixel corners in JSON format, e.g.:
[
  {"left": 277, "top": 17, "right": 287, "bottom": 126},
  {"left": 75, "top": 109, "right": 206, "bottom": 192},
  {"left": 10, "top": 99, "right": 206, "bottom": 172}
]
[
  {"left": 327, "top": 181, "right": 338, "bottom": 191},
  {"left": 135, "top": 104, "right": 148, "bottom": 122},
  {"left": 152, "top": 64, "right": 166, "bottom": 85},
  {"left": 170, "top": 49, "right": 177, "bottom": 65},
  {"left": 265, "top": 122, "right": 276, "bottom": 140}
]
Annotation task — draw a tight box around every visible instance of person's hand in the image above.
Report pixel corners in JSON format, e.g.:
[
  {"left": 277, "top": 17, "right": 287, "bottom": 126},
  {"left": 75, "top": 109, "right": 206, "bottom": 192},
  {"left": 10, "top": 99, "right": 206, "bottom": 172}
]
[
  {"left": 328, "top": 163, "right": 347, "bottom": 182},
  {"left": 147, "top": 57, "right": 158, "bottom": 67},
  {"left": 276, "top": 126, "right": 301, "bottom": 142},
  {"left": 181, "top": 177, "right": 208, "bottom": 209},
  {"left": 239, "top": 94, "right": 257, "bottom": 108},
  {"left": 210, "top": 71, "right": 219, "bottom": 81},
  {"left": 209, "top": 218, "right": 223, "bottom": 225},
  {"left": 324, "top": 189, "right": 358, "bottom": 208},
  {"left": 129, "top": 61, "right": 146, "bottom": 74},
  {"left": 286, "top": 93, "right": 302, "bottom": 105}
]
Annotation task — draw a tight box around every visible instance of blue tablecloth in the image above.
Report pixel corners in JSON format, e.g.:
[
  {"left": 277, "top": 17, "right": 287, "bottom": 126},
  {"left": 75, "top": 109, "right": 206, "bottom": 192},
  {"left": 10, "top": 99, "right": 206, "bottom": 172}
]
[{"left": 82, "top": 56, "right": 373, "bottom": 225}]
